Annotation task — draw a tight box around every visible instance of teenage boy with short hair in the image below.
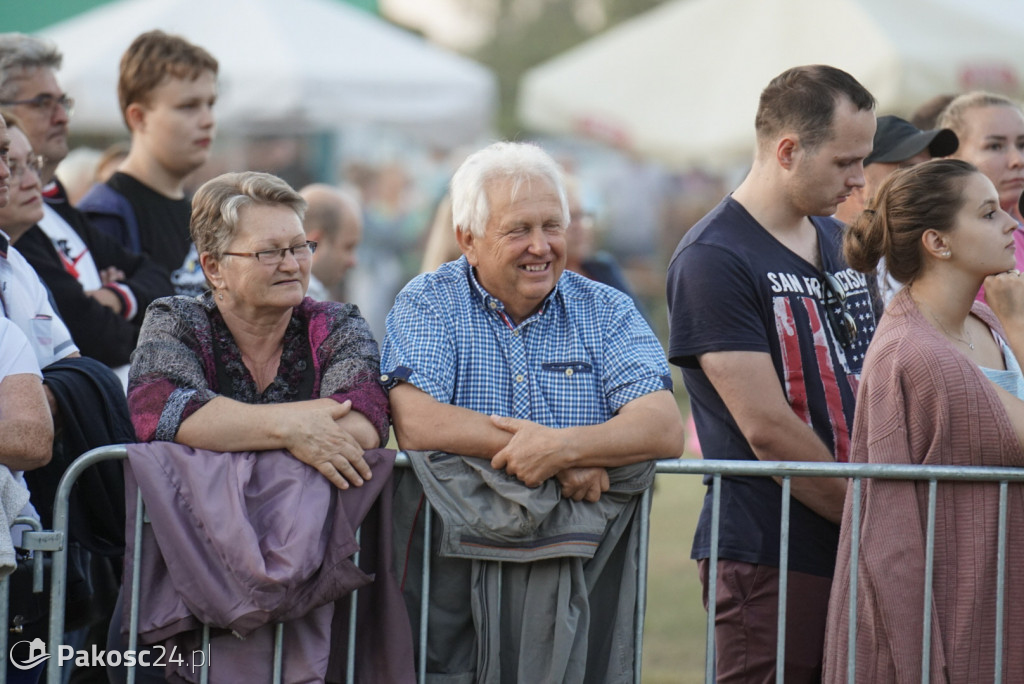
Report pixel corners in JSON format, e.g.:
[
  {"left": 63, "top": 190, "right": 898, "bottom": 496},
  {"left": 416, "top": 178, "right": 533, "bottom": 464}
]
[{"left": 80, "top": 30, "right": 217, "bottom": 296}]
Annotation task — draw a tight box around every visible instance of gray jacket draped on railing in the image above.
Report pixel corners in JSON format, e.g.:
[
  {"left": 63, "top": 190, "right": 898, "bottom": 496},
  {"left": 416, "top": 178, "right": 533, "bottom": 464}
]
[{"left": 396, "top": 450, "right": 655, "bottom": 684}]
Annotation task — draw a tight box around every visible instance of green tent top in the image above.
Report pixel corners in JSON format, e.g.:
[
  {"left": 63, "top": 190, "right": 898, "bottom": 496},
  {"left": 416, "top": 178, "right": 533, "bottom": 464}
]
[{"left": 5, "top": 0, "right": 379, "bottom": 33}]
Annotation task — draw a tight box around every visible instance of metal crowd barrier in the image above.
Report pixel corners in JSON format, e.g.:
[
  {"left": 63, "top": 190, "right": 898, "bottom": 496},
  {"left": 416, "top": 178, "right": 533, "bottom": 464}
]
[
  {"left": 0, "top": 515, "right": 49, "bottom": 681},
  {"left": 653, "top": 459, "right": 1024, "bottom": 684},
  {"left": 20, "top": 445, "right": 650, "bottom": 684},
  {"left": 7, "top": 447, "right": 1021, "bottom": 683},
  {"left": 42, "top": 445, "right": 405, "bottom": 684}
]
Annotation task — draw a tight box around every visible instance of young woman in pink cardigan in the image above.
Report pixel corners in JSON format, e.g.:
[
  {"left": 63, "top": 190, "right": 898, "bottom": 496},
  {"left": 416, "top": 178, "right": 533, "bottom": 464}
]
[{"left": 823, "top": 159, "right": 1024, "bottom": 683}]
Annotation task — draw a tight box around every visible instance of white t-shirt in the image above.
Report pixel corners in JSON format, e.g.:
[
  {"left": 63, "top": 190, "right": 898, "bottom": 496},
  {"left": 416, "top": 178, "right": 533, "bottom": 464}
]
[
  {"left": 0, "top": 316, "right": 43, "bottom": 536},
  {"left": 0, "top": 318, "right": 41, "bottom": 379},
  {"left": 0, "top": 230, "right": 79, "bottom": 368}
]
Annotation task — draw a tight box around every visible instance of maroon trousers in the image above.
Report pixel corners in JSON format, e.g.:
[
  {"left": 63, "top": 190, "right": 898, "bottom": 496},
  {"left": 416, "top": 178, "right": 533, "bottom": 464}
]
[{"left": 699, "top": 559, "right": 832, "bottom": 684}]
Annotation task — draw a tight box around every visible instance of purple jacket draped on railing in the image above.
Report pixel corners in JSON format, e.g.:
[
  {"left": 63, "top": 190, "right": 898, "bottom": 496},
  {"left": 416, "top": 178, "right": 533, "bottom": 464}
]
[{"left": 124, "top": 442, "right": 415, "bottom": 684}]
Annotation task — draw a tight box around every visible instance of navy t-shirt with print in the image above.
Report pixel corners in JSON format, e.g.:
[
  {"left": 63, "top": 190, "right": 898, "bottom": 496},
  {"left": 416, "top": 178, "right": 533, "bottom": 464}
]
[{"left": 666, "top": 196, "right": 877, "bottom": 577}]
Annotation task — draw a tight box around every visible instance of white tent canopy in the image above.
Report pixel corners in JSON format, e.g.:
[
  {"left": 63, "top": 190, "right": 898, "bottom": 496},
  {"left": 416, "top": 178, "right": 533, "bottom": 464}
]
[
  {"left": 518, "top": 0, "right": 1024, "bottom": 169},
  {"left": 42, "top": 0, "right": 496, "bottom": 147}
]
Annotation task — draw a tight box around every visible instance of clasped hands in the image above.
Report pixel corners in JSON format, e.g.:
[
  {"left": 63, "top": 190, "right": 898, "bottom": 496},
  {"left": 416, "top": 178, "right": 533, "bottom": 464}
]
[
  {"left": 490, "top": 415, "right": 609, "bottom": 503},
  {"left": 283, "top": 398, "right": 372, "bottom": 491}
]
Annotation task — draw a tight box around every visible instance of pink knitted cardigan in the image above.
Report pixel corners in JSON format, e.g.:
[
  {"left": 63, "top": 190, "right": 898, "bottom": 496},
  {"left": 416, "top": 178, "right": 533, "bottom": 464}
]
[{"left": 823, "top": 287, "right": 1024, "bottom": 683}]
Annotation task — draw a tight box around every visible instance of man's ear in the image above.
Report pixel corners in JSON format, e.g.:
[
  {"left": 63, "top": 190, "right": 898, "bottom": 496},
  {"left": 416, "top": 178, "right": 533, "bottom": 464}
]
[
  {"left": 777, "top": 136, "right": 799, "bottom": 170},
  {"left": 455, "top": 226, "right": 478, "bottom": 266},
  {"left": 124, "top": 102, "right": 147, "bottom": 134}
]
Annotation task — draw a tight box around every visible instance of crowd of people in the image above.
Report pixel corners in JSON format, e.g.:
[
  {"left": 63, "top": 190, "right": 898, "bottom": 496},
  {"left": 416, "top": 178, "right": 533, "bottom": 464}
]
[
  {"left": 668, "top": 66, "right": 1024, "bottom": 683},
  {"left": 0, "top": 22, "right": 1021, "bottom": 684}
]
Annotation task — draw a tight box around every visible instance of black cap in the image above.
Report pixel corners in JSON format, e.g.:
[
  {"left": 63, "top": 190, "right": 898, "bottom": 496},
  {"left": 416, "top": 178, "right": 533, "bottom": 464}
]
[{"left": 865, "top": 115, "right": 959, "bottom": 166}]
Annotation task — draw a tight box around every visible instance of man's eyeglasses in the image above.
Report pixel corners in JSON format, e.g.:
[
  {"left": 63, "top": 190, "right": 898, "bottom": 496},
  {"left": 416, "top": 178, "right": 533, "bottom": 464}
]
[
  {"left": 222, "top": 241, "right": 317, "bottom": 266},
  {"left": 0, "top": 93, "right": 75, "bottom": 117},
  {"left": 823, "top": 272, "right": 858, "bottom": 347},
  {"left": 7, "top": 154, "right": 44, "bottom": 181}
]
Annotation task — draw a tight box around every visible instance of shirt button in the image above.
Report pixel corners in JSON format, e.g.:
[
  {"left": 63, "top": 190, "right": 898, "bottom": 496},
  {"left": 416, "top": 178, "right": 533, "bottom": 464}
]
[
  {"left": 515, "top": 374, "right": 524, "bottom": 383},
  {"left": 565, "top": 368, "right": 573, "bottom": 377},
  {"left": 489, "top": 301, "right": 498, "bottom": 309},
  {"left": 513, "top": 330, "right": 520, "bottom": 337}
]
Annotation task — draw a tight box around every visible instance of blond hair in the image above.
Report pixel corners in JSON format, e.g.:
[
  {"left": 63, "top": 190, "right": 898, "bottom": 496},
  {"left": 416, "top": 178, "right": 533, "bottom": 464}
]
[{"left": 191, "top": 171, "right": 306, "bottom": 258}]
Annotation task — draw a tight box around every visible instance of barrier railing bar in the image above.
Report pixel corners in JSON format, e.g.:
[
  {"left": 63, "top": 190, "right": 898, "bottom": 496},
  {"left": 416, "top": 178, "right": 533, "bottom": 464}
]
[
  {"left": 18, "top": 519, "right": 47, "bottom": 593},
  {"left": 634, "top": 486, "right": 652, "bottom": 684},
  {"left": 776, "top": 477, "right": 791, "bottom": 684},
  {"left": 0, "top": 516, "right": 44, "bottom": 684},
  {"left": 653, "top": 459, "right": 1024, "bottom": 481},
  {"left": 921, "top": 479, "right": 937, "bottom": 684},
  {"left": 0, "top": 568, "right": 6, "bottom": 684},
  {"left": 126, "top": 487, "right": 144, "bottom": 684},
  {"left": 346, "top": 527, "right": 361, "bottom": 684},
  {"left": 705, "top": 474, "right": 721, "bottom": 684},
  {"left": 419, "top": 499, "right": 432, "bottom": 684},
  {"left": 994, "top": 481, "right": 1007, "bottom": 684},
  {"left": 200, "top": 624, "right": 210, "bottom": 684},
  {"left": 846, "top": 477, "right": 861, "bottom": 684},
  {"left": 37, "top": 448, "right": 1024, "bottom": 684},
  {"left": 0, "top": 553, "right": 8, "bottom": 684},
  {"left": 47, "top": 444, "right": 128, "bottom": 684},
  {"left": 271, "top": 623, "right": 284, "bottom": 684}
]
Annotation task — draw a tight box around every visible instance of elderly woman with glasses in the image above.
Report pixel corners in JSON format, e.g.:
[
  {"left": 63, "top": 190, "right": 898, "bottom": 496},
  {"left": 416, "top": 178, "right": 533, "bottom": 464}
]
[
  {"left": 119, "top": 171, "right": 411, "bottom": 683},
  {"left": 129, "top": 171, "right": 387, "bottom": 480}
]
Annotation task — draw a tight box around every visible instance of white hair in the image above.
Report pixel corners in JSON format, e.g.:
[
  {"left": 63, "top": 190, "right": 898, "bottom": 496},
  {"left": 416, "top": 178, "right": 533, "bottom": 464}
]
[{"left": 449, "top": 141, "right": 569, "bottom": 238}]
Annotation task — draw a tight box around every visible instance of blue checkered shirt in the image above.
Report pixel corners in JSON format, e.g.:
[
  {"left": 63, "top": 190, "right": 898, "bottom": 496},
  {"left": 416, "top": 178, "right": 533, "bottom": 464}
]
[{"left": 380, "top": 256, "right": 671, "bottom": 427}]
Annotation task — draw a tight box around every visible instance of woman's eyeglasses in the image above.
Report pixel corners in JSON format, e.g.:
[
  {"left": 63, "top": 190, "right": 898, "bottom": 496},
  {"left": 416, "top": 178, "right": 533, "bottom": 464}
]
[
  {"left": 823, "top": 272, "right": 858, "bottom": 347},
  {"left": 222, "top": 240, "right": 318, "bottom": 266},
  {"left": 7, "top": 153, "right": 44, "bottom": 181}
]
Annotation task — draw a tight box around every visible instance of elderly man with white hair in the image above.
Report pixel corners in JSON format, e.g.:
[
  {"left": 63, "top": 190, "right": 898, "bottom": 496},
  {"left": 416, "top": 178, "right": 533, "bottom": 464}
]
[{"left": 380, "top": 141, "right": 684, "bottom": 683}]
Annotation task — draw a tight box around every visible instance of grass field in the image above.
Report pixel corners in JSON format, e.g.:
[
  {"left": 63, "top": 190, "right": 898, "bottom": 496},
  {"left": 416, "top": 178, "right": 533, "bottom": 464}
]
[
  {"left": 638, "top": 356, "right": 710, "bottom": 683},
  {"left": 640, "top": 462, "right": 709, "bottom": 683}
]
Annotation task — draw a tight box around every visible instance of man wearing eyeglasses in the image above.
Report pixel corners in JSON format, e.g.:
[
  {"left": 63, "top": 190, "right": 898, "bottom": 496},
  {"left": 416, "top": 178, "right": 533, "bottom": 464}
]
[
  {"left": 666, "top": 65, "right": 880, "bottom": 683},
  {"left": 0, "top": 53, "right": 69, "bottom": 185},
  {"left": 0, "top": 35, "right": 173, "bottom": 379}
]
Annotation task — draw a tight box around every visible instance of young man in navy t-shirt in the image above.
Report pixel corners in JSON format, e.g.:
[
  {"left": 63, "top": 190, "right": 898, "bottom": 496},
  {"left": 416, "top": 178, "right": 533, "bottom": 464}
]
[{"left": 666, "top": 65, "right": 878, "bottom": 683}]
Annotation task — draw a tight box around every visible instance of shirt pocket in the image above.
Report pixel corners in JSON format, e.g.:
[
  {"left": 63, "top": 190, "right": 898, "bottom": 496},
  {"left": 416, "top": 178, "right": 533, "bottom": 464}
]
[{"left": 536, "top": 361, "right": 603, "bottom": 426}]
